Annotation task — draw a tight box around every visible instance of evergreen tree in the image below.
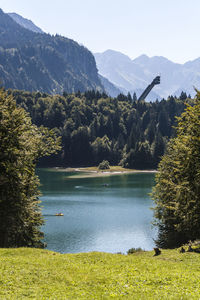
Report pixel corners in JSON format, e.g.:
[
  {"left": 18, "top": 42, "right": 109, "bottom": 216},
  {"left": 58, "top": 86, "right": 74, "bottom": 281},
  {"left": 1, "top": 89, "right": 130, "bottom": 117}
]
[
  {"left": 152, "top": 91, "right": 200, "bottom": 248},
  {"left": 71, "top": 126, "right": 92, "bottom": 165},
  {"left": 151, "top": 133, "right": 165, "bottom": 167},
  {"left": 132, "top": 92, "right": 137, "bottom": 101},
  {"left": 158, "top": 109, "right": 171, "bottom": 137},
  {"left": 179, "top": 91, "right": 187, "bottom": 100},
  {"left": 127, "top": 92, "right": 132, "bottom": 102},
  {"left": 0, "top": 89, "right": 60, "bottom": 248}
]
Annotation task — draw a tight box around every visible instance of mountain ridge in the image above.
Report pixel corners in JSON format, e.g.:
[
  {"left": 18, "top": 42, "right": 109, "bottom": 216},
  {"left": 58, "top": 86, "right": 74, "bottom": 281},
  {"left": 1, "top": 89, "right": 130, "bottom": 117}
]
[
  {"left": 94, "top": 50, "right": 200, "bottom": 100},
  {"left": 0, "top": 8, "right": 103, "bottom": 94},
  {"left": 8, "top": 12, "right": 44, "bottom": 34},
  {"left": 2, "top": 9, "right": 200, "bottom": 100}
]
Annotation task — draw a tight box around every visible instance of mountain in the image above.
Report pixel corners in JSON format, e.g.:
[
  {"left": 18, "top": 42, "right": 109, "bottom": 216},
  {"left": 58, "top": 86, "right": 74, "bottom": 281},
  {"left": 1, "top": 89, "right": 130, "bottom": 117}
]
[
  {"left": 0, "top": 9, "right": 103, "bottom": 94},
  {"left": 95, "top": 50, "right": 146, "bottom": 91},
  {"left": 94, "top": 50, "right": 161, "bottom": 101},
  {"left": 98, "top": 75, "right": 121, "bottom": 97},
  {"left": 8, "top": 13, "right": 44, "bottom": 33},
  {"left": 94, "top": 50, "right": 200, "bottom": 100}
]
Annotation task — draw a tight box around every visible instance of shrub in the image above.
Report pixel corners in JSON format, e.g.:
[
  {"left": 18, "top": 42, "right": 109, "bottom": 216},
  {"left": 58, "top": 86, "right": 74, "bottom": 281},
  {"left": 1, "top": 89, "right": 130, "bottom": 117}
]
[
  {"left": 98, "top": 160, "right": 110, "bottom": 170},
  {"left": 127, "top": 247, "right": 144, "bottom": 254}
]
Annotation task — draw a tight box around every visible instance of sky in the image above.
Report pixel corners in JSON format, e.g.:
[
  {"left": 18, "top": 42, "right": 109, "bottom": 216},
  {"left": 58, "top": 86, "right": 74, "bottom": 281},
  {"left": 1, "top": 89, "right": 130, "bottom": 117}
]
[{"left": 0, "top": 0, "right": 199, "bottom": 63}]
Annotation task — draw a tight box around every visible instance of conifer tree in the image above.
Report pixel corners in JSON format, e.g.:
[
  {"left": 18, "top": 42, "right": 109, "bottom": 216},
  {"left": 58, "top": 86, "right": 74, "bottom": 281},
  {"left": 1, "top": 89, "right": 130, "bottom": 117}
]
[
  {"left": 152, "top": 91, "right": 200, "bottom": 248},
  {"left": 0, "top": 89, "right": 61, "bottom": 248}
]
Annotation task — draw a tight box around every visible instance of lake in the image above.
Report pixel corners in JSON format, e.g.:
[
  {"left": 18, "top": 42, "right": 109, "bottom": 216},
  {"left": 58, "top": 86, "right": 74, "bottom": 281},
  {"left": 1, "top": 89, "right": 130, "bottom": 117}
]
[{"left": 37, "top": 169, "right": 157, "bottom": 254}]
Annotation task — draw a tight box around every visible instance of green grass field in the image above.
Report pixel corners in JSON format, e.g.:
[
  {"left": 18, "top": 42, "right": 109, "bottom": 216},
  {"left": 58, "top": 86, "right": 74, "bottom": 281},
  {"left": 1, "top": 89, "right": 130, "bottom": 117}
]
[{"left": 0, "top": 247, "right": 200, "bottom": 299}]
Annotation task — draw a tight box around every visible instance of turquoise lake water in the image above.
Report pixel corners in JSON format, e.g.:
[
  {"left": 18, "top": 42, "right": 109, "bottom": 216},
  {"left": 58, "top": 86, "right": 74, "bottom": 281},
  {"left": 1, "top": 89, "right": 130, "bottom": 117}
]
[{"left": 37, "top": 169, "right": 157, "bottom": 254}]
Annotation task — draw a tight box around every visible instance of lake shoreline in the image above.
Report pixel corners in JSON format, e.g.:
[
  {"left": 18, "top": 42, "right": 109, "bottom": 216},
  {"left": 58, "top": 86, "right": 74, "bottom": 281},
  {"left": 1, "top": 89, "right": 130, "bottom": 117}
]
[{"left": 51, "top": 166, "right": 157, "bottom": 178}]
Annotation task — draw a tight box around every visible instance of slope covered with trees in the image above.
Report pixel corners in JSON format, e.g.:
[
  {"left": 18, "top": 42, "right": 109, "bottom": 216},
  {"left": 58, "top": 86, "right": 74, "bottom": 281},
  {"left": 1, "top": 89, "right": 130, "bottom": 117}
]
[
  {"left": 0, "top": 9, "right": 103, "bottom": 94},
  {"left": 9, "top": 89, "right": 191, "bottom": 169}
]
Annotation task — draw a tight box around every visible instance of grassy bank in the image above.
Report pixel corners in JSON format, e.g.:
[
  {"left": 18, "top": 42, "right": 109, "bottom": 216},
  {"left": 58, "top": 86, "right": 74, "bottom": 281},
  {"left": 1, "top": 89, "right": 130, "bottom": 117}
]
[{"left": 1, "top": 247, "right": 200, "bottom": 299}]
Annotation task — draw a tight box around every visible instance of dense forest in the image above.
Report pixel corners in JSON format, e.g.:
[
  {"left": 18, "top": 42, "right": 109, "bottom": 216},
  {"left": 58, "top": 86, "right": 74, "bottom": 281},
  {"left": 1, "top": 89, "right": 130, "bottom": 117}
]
[{"left": 9, "top": 89, "right": 192, "bottom": 169}]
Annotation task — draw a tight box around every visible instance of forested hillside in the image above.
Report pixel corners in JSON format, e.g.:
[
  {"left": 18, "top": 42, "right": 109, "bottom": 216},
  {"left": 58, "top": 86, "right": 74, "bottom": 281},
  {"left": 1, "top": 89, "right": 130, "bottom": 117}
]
[
  {"left": 9, "top": 89, "right": 190, "bottom": 169},
  {"left": 0, "top": 9, "right": 103, "bottom": 94}
]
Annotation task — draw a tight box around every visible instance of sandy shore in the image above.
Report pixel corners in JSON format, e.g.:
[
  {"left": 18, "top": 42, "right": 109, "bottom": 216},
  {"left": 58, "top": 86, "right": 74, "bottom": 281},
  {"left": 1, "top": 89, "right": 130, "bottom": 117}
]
[{"left": 52, "top": 167, "right": 157, "bottom": 179}]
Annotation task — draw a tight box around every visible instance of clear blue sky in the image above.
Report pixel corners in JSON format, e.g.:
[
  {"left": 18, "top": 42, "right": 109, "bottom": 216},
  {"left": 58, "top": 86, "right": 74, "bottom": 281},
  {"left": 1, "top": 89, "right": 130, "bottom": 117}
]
[{"left": 1, "top": 0, "right": 199, "bottom": 63}]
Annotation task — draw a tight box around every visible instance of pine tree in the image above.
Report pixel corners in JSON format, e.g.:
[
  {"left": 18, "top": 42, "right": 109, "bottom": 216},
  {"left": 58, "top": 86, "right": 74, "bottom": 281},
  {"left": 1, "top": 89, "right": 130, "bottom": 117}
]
[
  {"left": 132, "top": 92, "right": 137, "bottom": 101},
  {"left": 152, "top": 91, "right": 200, "bottom": 248},
  {"left": 0, "top": 89, "right": 61, "bottom": 248}
]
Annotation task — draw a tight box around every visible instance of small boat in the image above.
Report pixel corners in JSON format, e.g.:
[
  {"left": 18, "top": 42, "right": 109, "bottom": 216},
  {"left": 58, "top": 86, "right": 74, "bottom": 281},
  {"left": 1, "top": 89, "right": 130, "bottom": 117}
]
[{"left": 55, "top": 213, "right": 64, "bottom": 216}]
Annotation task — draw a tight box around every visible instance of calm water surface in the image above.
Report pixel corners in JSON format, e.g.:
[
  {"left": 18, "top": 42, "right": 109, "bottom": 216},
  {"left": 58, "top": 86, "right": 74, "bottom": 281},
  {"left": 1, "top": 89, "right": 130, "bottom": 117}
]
[{"left": 37, "top": 169, "right": 157, "bottom": 254}]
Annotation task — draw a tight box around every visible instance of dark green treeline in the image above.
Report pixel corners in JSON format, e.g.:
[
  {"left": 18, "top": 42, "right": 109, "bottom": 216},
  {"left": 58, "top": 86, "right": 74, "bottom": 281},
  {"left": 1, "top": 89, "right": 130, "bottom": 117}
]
[{"left": 9, "top": 89, "right": 191, "bottom": 169}]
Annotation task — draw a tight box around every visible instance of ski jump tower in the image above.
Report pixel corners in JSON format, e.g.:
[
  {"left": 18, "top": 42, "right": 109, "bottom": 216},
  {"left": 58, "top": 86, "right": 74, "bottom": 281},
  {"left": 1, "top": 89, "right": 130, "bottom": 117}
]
[{"left": 138, "top": 75, "right": 160, "bottom": 101}]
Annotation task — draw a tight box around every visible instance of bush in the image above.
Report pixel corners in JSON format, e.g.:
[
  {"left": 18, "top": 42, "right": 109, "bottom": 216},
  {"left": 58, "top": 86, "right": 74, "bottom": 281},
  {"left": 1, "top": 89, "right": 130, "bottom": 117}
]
[
  {"left": 98, "top": 160, "right": 110, "bottom": 170},
  {"left": 127, "top": 247, "right": 144, "bottom": 254}
]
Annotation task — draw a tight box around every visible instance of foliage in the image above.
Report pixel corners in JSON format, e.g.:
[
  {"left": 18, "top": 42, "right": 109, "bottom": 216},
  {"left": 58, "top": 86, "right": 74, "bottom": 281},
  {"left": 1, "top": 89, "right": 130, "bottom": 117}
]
[
  {"left": 127, "top": 247, "right": 144, "bottom": 254},
  {"left": 98, "top": 160, "right": 110, "bottom": 170},
  {"left": 10, "top": 89, "right": 190, "bottom": 169},
  {"left": 1, "top": 248, "right": 200, "bottom": 299},
  {"left": 0, "top": 89, "right": 61, "bottom": 248},
  {"left": 152, "top": 91, "right": 200, "bottom": 248}
]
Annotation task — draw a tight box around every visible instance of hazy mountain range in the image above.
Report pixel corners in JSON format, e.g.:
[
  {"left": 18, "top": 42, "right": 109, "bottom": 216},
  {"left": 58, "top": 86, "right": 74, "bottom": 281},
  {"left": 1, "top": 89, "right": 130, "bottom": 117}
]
[
  {"left": 2, "top": 10, "right": 200, "bottom": 100},
  {"left": 94, "top": 50, "right": 200, "bottom": 100}
]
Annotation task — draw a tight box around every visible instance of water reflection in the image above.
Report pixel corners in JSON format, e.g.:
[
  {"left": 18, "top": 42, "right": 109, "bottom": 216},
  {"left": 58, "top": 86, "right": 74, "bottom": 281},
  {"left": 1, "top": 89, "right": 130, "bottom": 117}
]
[{"left": 37, "top": 169, "right": 157, "bottom": 253}]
